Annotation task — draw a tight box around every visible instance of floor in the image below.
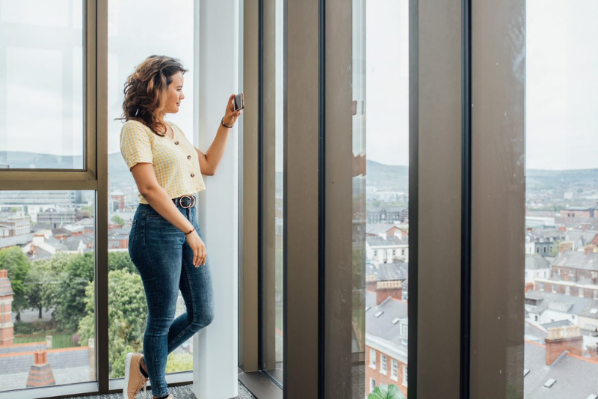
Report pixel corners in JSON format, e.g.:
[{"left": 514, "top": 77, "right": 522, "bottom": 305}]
[{"left": 62, "top": 382, "right": 256, "bottom": 399}]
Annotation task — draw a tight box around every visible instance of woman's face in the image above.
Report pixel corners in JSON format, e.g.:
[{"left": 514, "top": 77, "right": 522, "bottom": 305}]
[{"left": 163, "top": 71, "right": 185, "bottom": 114}]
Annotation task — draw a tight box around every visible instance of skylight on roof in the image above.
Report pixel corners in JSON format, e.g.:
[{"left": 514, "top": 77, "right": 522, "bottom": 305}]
[
  {"left": 392, "top": 318, "right": 400, "bottom": 324},
  {"left": 366, "top": 306, "right": 371, "bottom": 312},
  {"left": 585, "top": 395, "right": 598, "bottom": 399},
  {"left": 544, "top": 378, "right": 556, "bottom": 388},
  {"left": 375, "top": 311, "right": 384, "bottom": 318},
  {"left": 524, "top": 369, "right": 530, "bottom": 377},
  {"left": 591, "top": 308, "right": 598, "bottom": 314}
]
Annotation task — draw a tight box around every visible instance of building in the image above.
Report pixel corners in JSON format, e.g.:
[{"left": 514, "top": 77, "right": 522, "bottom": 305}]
[
  {"left": 366, "top": 236, "right": 409, "bottom": 263},
  {"left": 367, "top": 207, "right": 408, "bottom": 224},
  {"left": 365, "top": 288, "right": 408, "bottom": 397},
  {"left": 524, "top": 326, "right": 598, "bottom": 398},
  {"left": 563, "top": 208, "right": 598, "bottom": 219},
  {"left": 525, "top": 254, "right": 550, "bottom": 285},
  {"left": 0, "top": 213, "right": 30, "bottom": 237}
]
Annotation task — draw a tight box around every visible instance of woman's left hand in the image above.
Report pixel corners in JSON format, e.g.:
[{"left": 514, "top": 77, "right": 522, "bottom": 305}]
[{"left": 223, "top": 93, "right": 243, "bottom": 127}]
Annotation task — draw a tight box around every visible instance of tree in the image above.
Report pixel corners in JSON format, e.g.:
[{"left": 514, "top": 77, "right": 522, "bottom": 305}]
[
  {"left": 165, "top": 353, "right": 193, "bottom": 373},
  {"left": 0, "top": 246, "right": 31, "bottom": 321},
  {"left": 24, "top": 260, "right": 57, "bottom": 319},
  {"left": 78, "top": 269, "right": 148, "bottom": 378},
  {"left": 108, "top": 251, "right": 138, "bottom": 275},
  {"left": 368, "top": 384, "right": 406, "bottom": 399},
  {"left": 53, "top": 252, "right": 94, "bottom": 331},
  {"left": 111, "top": 215, "right": 125, "bottom": 226}
]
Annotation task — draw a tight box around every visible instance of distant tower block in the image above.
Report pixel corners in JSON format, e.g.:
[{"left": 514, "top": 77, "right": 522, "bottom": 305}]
[
  {"left": 26, "top": 350, "right": 56, "bottom": 388},
  {"left": 0, "top": 269, "right": 15, "bottom": 346}
]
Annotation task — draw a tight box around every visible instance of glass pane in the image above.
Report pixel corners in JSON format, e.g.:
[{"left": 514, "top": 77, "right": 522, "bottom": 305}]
[
  {"left": 260, "top": 0, "right": 285, "bottom": 385},
  {"left": 107, "top": 0, "right": 195, "bottom": 379},
  {"left": 357, "top": 0, "right": 410, "bottom": 397},
  {"left": 0, "top": 190, "right": 95, "bottom": 393},
  {"left": 525, "top": 1, "right": 598, "bottom": 397},
  {"left": 0, "top": 1, "right": 85, "bottom": 170}
]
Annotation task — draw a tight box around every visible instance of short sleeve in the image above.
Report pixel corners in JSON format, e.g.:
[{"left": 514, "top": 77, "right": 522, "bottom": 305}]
[{"left": 120, "top": 121, "right": 153, "bottom": 170}]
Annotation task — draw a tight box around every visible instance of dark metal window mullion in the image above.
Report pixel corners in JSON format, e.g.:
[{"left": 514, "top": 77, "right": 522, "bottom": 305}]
[{"left": 460, "top": 0, "right": 473, "bottom": 398}]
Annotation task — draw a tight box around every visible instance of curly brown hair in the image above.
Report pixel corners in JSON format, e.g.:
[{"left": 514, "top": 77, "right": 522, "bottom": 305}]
[{"left": 118, "top": 55, "right": 188, "bottom": 136}]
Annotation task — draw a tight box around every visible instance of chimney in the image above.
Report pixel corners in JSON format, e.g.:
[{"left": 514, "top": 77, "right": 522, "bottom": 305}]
[
  {"left": 376, "top": 280, "right": 403, "bottom": 305},
  {"left": 545, "top": 326, "right": 583, "bottom": 366},
  {"left": 366, "top": 275, "right": 377, "bottom": 291},
  {"left": 563, "top": 270, "right": 569, "bottom": 282},
  {"left": 0, "top": 269, "right": 15, "bottom": 346},
  {"left": 525, "top": 282, "right": 534, "bottom": 293},
  {"left": 26, "top": 350, "right": 56, "bottom": 387}
]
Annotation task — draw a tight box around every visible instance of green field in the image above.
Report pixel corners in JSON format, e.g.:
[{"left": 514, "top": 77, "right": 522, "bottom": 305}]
[{"left": 14, "top": 333, "right": 77, "bottom": 349}]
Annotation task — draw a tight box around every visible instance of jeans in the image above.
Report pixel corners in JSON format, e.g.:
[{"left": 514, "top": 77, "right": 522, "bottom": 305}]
[{"left": 129, "top": 200, "right": 214, "bottom": 398}]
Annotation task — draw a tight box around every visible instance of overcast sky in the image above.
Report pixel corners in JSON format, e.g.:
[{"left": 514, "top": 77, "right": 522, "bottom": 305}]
[
  {"left": 365, "top": 0, "right": 598, "bottom": 170},
  {"left": 1, "top": 0, "right": 597, "bottom": 171}
]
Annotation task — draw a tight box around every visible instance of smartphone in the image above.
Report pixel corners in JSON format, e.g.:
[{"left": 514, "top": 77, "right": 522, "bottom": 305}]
[{"left": 233, "top": 93, "right": 245, "bottom": 111}]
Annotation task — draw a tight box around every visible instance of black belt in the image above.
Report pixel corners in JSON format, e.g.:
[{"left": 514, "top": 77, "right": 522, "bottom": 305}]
[{"left": 173, "top": 194, "right": 196, "bottom": 209}]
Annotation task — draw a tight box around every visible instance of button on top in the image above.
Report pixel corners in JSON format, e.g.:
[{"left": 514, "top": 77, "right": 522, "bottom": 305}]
[
  {"left": 174, "top": 141, "right": 179, "bottom": 145},
  {"left": 187, "top": 155, "right": 192, "bottom": 159},
  {"left": 191, "top": 173, "right": 195, "bottom": 177}
]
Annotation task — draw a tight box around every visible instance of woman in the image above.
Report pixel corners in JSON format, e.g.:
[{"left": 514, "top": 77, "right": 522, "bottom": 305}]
[{"left": 119, "top": 55, "right": 242, "bottom": 399}]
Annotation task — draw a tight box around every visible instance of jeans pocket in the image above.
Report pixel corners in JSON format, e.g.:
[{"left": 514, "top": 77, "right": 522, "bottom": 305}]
[
  {"left": 128, "top": 219, "right": 137, "bottom": 248},
  {"left": 145, "top": 214, "right": 184, "bottom": 248}
]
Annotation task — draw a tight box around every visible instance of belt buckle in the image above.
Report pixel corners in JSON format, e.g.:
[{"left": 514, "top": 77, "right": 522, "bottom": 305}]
[{"left": 180, "top": 195, "right": 195, "bottom": 209}]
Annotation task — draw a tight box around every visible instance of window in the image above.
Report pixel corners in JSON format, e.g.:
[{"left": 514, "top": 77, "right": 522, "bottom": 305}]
[
  {"left": 594, "top": 290, "right": 598, "bottom": 300},
  {"left": 374, "top": 250, "right": 378, "bottom": 257},
  {"left": 539, "top": 281, "right": 544, "bottom": 291},
  {"left": 0, "top": 1, "right": 85, "bottom": 170},
  {"left": 259, "top": 0, "right": 286, "bottom": 386},
  {"left": 403, "top": 366, "right": 408, "bottom": 387},
  {"left": 0, "top": 191, "right": 96, "bottom": 393},
  {"left": 525, "top": 2, "right": 598, "bottom": 396},
  {"left": 391, "top": 359, "right": 399, "bottom": 380},
  {"left": 380, "top": 354, "right": 387, "bottom": 374},
  {"left": 369, "top": 348, "right": 377, "bottom": 368},
  {"left": 107, "top": 0, "right": 195, "bottom": 378},
  {"left": 370, "top": 377, "right": 376, "bottom": 393}
]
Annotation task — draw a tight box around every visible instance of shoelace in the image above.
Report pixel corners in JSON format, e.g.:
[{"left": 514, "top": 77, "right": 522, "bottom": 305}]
[{"left": 136, "top": 377, "right": 148, "bottom": 398}]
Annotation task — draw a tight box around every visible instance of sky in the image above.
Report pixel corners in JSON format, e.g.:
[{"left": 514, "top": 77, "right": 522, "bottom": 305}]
[{"left": 1, "top": 0, "right": 597, "bottom": 170}]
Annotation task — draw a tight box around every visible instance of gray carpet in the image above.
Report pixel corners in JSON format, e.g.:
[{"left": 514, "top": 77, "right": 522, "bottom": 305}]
[{"left": 62, "top": 382, "right": 255, "bottom": 399}]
